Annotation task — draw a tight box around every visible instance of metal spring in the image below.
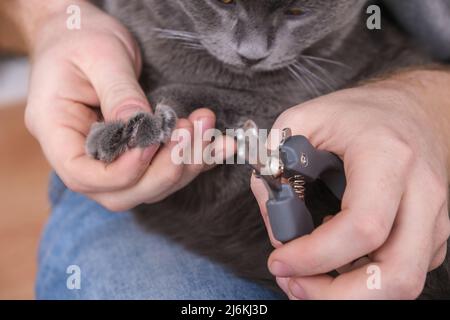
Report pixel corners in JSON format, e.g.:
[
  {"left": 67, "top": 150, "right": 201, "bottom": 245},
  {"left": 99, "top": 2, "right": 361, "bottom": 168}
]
[{"left": 288, "top": 175, "right": 306, "bottom": 200}]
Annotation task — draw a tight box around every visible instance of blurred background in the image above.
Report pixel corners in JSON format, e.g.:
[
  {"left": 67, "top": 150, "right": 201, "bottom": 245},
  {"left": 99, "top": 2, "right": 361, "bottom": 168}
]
[{"left": 0, "top": 9, "right": 51, "bottom": 299}]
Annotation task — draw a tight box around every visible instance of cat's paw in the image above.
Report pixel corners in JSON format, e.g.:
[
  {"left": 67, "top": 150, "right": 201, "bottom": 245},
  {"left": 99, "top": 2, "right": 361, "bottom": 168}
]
[
  {"left": 85, "top": 121, "right": 128, "bottom": 163},
  {"left": 85, "top": 106, "right": 178, "bottom": 163}
]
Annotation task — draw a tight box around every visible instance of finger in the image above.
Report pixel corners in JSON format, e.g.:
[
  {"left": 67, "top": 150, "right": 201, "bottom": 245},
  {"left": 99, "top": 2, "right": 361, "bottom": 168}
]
[
  {"left": 160, "top": 109, "right": 216, "bottom": 192},
  {"left": 38, "top": 102, "right": 157, "bottom": 193},
  {"left": 177, "top": 106, "right": 236, "bottom": 176},
  {"left": 288, "top": 173, "right": 436, "bottom": 300},
  {"left": 164, "top": 108, "right": 236, "bottom": 193},
  {"left": 88, "top": 119, "right": 194, "bottom": 211},
  {"left": 336, "top": 256, "right": 371, "bottom": 275},
  {"left": 79, "top": 37, "right": 151, "bottom": 121},
  {"left": 276, "top": 277, "right": 297, "bottom": 300},
  {"left": 183, "top": 108, "right": 217, "bottom": 174},
  {"left": 268, "top": 141, "right": 411, "bottom": 277},
  {"left": 203, "top": 134, "right": 237, "bottom": 171},
  {"left": 187, "top": 108, "right": 236, "bottom": 173},
  {"left": 250, "top": 175, "right": 282, "bottom": 248}
]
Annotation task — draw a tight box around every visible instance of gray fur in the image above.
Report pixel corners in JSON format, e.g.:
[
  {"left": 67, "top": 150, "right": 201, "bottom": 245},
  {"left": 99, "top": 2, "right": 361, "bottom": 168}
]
[
  {"left": 86, "top": 105, "right": 177, "bottom": 162},
  {"left": 86, "top": 121, "right": 128, "bottom": 163},
  {"left": 89, "top": 0, "right": 448, "bottom": 298}
]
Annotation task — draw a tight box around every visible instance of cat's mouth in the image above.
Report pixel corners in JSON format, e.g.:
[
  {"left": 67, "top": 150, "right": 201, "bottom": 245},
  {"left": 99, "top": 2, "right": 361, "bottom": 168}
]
[{"left": 220, "top": 58, "right": 298, "bottom": 76}]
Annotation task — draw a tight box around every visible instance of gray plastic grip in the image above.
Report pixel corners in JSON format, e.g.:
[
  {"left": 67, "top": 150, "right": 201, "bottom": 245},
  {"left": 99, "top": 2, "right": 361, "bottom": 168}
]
[
  {"left": 267, "top": 184, "right": 314, "bottom": 243},
  {"left": 280, "top": 135, "right": 346, "bottom": 200}
]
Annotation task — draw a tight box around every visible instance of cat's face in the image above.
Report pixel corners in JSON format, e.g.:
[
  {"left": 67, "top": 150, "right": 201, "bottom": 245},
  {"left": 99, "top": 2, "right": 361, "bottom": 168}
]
[{"left": 173, "top": 0, "right": 367, "bottom": 72}]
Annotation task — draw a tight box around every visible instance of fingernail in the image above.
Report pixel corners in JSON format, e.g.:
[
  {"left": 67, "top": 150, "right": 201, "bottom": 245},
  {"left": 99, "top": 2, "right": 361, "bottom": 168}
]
[
  {"left": 116, "top": 105, "right": 147, "bottom": 120},
  {"left": 289, "top": 280, "right": 307, "bottom": 300},
  {"left": 269, "top": 260, "right": 294, "bottom": 277},
  {"left": 141, "top": 145, "right": 158, "bottom": 162}
]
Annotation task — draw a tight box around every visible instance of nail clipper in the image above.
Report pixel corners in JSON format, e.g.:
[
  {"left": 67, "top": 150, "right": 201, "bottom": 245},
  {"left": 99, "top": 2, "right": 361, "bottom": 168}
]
[{"left": 236, "top": 120, "right": 346, "bottom": 243}]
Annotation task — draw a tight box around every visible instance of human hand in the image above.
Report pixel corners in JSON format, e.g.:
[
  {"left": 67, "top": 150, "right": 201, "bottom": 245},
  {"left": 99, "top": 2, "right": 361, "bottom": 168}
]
[
  {"left": 24, "top": 0, "right": 232, "bottom": 211},
  {"left": 251, "top": 70, "right": 450, "bottom": 299}
]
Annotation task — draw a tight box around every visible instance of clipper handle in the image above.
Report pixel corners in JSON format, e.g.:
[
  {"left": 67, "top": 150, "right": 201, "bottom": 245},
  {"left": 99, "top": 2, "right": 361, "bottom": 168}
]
[
  {"left": 280, "top": 135, "right": 346, "bottom": 199},
  {"left": 266, "top": 184, "right": 314, "bottom": 243}
]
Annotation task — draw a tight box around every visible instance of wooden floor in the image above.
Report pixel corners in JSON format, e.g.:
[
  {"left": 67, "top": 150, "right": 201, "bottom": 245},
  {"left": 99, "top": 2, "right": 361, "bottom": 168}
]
[{"left": 0, "top": 103, "right": 50, "bottom": 299}]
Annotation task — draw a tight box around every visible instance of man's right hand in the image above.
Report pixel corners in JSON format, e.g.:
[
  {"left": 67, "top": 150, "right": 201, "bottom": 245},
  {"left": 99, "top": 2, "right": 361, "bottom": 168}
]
[{"left": 22, "top": 0, "right": 231, "bottom": 211}]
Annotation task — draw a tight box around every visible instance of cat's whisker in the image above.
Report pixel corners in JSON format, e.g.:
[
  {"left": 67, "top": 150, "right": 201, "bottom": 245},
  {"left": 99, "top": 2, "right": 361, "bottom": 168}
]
[
  {"left": 153, "top": 28, "right": 200, "bottom": 40},
  {"left": 287, "top": 65, "right": 307, "bottom": 91},
  {"left": 292, "top": 61, "right": 335, "bottom": 92},
  {"left": 157, "top": 35, "right": 200, "bottom": 44},
  {"left": 292, "top": 62, "right": 323, "bottom": 96},
  {"left": 301, "top": 57, "right": 339, "bottom": 87},
  {"left": 296, "top": 67, "right": 321, "bottom": 97},
  {"left": 287, "top": 65, "right": 319, "bottom": 97},
  {"left": 153, "top": 28, "right": 204, "bottom": 50},
  {"left": 300, "top": 54, "right": 350, "bottom": 70},
  {"left": 181, "top": 44, "right": 205, "bottom": 51}
]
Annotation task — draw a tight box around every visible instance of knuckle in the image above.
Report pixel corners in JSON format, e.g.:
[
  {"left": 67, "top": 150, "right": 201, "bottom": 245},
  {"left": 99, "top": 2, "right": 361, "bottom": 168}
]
[
  {"left": 104, "top": 81, "right": 142, "bottom": 110},
  {"left": 274, "top": 107, "right": 302, "bottom": 131},
  {"left": 351, "top": 215, "right": 388, "bottom": 250},
  {"left": 367, "top": 126, "right": 415, "bottom": 165},
  {"left": 386, "top": 134, "right": 414, "bottom": 165},
  {"left": 106, "top": 80, "right": 137, "bottom": 98}
]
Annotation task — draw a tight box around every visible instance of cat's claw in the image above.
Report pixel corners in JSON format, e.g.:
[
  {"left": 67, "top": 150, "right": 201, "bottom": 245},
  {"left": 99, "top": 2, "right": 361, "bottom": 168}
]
[
  {"left": 85, "top": 105, "right": 178, "bottom": 163},
  {"left": 155, "top": 103, "right": 178, "bottom": 142}
]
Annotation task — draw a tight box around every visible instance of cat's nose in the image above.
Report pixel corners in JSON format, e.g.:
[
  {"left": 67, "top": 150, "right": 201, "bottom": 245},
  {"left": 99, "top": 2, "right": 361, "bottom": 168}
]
[{"left": 237, "top": 45, "right": 269, "bottom": 66}]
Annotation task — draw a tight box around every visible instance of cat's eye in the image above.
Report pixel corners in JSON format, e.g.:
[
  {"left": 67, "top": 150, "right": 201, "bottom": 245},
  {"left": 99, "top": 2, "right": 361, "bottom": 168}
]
[
  {"left": 218, "top": 0, "right": 235, "bottom": 5},
  {"left": 285, "top": 7, "right": 304, "bottom": 16}
]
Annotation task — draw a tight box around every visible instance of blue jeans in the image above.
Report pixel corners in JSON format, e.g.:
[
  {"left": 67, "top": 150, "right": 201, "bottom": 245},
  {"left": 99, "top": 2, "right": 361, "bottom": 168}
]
[{"left": 36, "top": 173, "right": 284, "bottom": 300}]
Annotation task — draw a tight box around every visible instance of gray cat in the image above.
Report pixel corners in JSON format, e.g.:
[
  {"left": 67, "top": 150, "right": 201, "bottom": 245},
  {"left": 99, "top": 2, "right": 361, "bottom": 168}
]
[{"left": 87, "top": 0, "right": 449, "bottom": 299}]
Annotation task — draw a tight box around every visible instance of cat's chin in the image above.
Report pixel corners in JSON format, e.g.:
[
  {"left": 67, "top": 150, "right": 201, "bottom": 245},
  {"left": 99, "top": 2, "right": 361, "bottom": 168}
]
[{"left": 221, "top": 61, "right": 288, "bottom": 77}]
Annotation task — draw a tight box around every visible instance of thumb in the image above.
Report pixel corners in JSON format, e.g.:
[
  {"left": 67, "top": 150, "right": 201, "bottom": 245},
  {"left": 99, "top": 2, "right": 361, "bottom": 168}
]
[
  {"left": 81, "top": 40, "right": 158, "bottom": 167},
  {"left": 82, "top": 38, "right": 151, "bottom": 121}
]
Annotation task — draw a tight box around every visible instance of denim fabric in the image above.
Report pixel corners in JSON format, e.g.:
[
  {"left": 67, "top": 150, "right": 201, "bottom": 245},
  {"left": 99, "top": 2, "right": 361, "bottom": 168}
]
[{"left": 36, "top": 173, "right": 284, "bottom": 300}]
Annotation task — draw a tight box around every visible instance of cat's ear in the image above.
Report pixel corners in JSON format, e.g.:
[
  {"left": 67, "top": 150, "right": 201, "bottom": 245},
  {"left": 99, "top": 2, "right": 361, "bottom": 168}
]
[{"left": 85, "top": 121, "right": 128, "bottom": 163}]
